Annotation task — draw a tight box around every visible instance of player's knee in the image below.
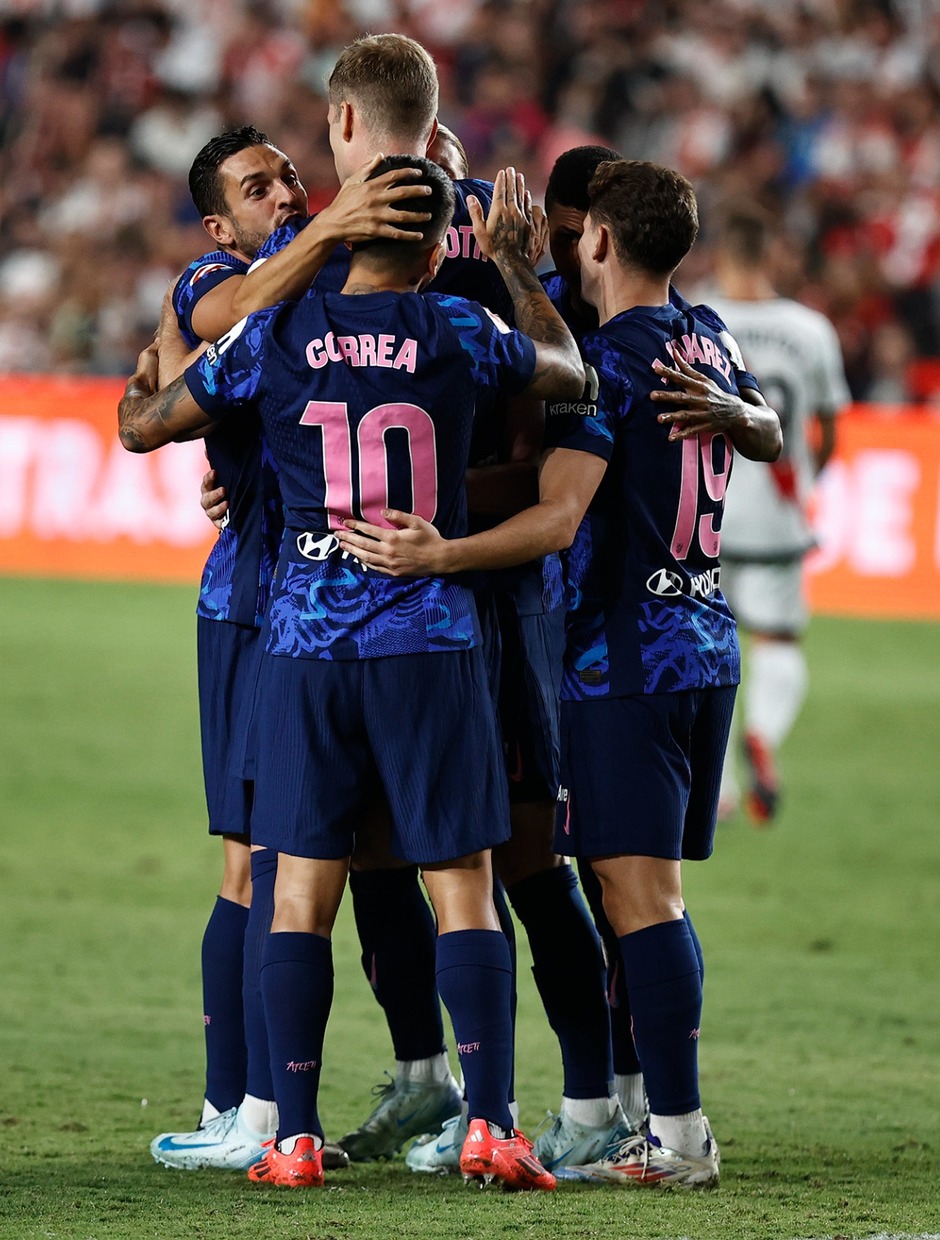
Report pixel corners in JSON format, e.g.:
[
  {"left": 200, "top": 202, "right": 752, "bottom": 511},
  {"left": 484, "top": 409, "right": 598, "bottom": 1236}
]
[
  {"left": 219, "top": 833, "right": 252, "bottom": 905},
  {"left": 591, "top": 856, "right": 683, "bottom": 937}
]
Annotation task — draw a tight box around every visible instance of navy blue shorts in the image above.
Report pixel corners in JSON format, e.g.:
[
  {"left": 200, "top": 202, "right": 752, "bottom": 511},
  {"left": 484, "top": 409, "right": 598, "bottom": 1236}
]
[
  {"left": 554, "top": 686, "right": 736, "bottom": 861},
  {"left": 250, "top": 648, "right": 511, "bottom": 864},
  {"left": 478, "top": 586, "right": 564, "bottom": 804},
  {"left": 196, "top": 616, "right": 264, "bottom": 837}
]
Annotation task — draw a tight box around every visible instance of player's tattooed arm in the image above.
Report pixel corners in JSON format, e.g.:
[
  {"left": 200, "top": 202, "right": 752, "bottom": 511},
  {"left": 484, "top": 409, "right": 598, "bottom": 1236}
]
[
  {"left": 118, "top": 346, "right": 213, "bottom": 453},
  {"left": 468, "top": 168, "right": 583, "bottom": 399},
  {"left": 158, "top": 286, "right": 207, "bottom": 388},
  {"left": 650, "top": 349, "right": 783, "bottom": 461}
]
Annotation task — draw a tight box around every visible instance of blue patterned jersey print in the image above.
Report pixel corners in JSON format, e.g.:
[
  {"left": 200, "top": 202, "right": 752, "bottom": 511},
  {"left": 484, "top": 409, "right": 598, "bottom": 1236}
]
[
  {"left": 185, "top": 287, "right": 536, "bottom": 660},
  {"left": 256, "top": 186, "right": 559, "bottom": 612},
  {"left": 255, "top": 181, "right": 513, "bottom": 463},
  {"left": 173, "top": 249, "right": 282, "bottom": 628},
  {"left": 546, "top": 301, "right": 742, "bottom": 699},
  {"left": 541, "top": 271, "right": 761, "bottom": 393},
  {"left": 173, "top": 251, "right": 247, "bottom": 350}
]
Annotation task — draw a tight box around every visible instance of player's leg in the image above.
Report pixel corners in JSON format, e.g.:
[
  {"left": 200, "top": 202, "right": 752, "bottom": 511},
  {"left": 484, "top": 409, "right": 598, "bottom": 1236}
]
[
  {"left": 591, "top": 852, "right": 710, "bottom": 1154},
  {"left": 372, "top": 648, "right": 554, "bottom": 1191},
  {"left": 340, "top": 809, "right": 461, "bottom": 1162},
  {"left": 724, "top": 560, "right": 809, "bottom": 823},
  {"left": 743, "top": 631, "right": 807, "bottom": 819},
  {"left": 248, "top": 851, "right": 350, "bottom": 1187},
  {"left": 151, "top": 619, "right": 256, "bottom": 1170},
  {"left": 496, "top": 806, "right": 627, "bottom": 1172},
  {"left": 201, "top": 834, "right": 251, "bottom": 1119},
  {"left": 196, "top": 621, "right": 258, "bottom": 1120},
  {"left": 245, "top": 653, "right": 368, "bottom": 1186},
  {"left": 554, "top": 690, "right": 729, "bottom": 1187},
  {"left": 406, "top": 874, "right": 519, "bottom": 1174},
  {"left": 576, "top": 859, "right": 648, "bottom": 1130},
  {"left": 421, "top": 852, "right": 553, "bottom": 1191},
  {"left": 493, "top": 598, "right": 624, "bottom": 1169}
]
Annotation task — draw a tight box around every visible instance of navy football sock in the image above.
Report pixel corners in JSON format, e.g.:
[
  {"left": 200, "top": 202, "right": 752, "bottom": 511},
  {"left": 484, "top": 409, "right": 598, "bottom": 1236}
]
[
  {"left": 577, "top": 860, "right": 642, "bottom": 1076},
  {"left": 507, "top": 864, "right": 612, "bottom": 1100},
  {"left": 684, "top": 909, "right": 705, "bottom": 982},
  {"left": 201, "top": 895, "right": 249, "bottom": 1114},
  {"left": 618, "top": 918, "right": 703, "bottom": 1116},
  {"left": 261, "top": 931, "right": 333, "bottom": 1142},
  {"left": 492, "top": 878, "right": 517, "bottom": 1102},
  {"left": 348, "top": 866, "right": 445, "bottom": 1062},
  {"left": 243, "top": 848, "right": 276, "bottom": 1104},
  {"left": 435, "top": 929, "right": 514, "bottom": 1131}
]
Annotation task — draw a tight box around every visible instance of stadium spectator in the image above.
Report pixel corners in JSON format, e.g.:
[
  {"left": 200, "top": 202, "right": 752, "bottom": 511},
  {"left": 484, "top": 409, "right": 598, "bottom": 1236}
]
[{"left": 2, "top": 1, "right": 940, "bottom": 386}]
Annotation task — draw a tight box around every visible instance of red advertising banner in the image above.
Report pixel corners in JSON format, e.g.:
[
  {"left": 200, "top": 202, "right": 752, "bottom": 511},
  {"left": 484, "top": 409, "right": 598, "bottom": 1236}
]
[
  {"left": 1, "top": 378, "right": 939, "bottom": 619},
  {"left": 0, "top": 375, "right": 214, "bottom": 584},
  {"left": 807, "top": 407, "right": 940, "bottom": 619}
]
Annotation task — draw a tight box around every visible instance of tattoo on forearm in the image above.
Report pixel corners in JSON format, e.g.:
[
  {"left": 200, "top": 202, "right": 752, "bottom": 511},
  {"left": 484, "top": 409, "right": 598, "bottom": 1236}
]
[
  {"left": 118, "top": 374, "right": 189, "bottom": 450},
  {"left": 495, "top": 255, "right": 571, "bottom": 347}
]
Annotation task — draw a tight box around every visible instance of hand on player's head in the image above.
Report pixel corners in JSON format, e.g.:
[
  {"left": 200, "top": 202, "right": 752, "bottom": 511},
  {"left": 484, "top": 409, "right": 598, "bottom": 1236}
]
[
  {"left": 467, "top": 166, "right": 534, "bottom": 266},
  {"left": 322, "top": 154, "right": 434, "bottom": 244},
  {"left": 330, "top": 151, "right": 432, "bottom": 237}
]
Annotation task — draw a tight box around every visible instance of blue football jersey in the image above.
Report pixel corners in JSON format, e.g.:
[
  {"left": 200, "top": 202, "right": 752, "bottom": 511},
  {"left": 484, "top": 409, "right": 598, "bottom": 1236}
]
[
  {"left": 542, "top": 272, "right": 762, "bottom": 394},
  {"left": 173, "top": 251, "right": 247, "bottom": 351},
  {"left": 185, "top": 288, "right": 536, "bottom": 661},
  {"left": 546, "top": 301, "right": 743, "bottom": 699},
  {"left": 255, "top": 180, "right": 514, "bottom": 463},
  {"left": 256, "top": 184, "right": 560, "bottom": 615},
  {"left": 171, "top": 250, "right": 283, "bottom": 628}
]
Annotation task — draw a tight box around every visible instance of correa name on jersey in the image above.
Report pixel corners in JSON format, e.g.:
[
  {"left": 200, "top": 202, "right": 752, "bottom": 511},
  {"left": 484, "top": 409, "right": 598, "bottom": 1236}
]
[{"left": 184, "top": 285, "right": 536, "bottom": 661}]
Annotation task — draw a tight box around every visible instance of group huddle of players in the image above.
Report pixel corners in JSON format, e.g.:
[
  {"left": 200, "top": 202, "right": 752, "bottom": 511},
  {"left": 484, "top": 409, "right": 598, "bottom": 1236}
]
[{"left": 118, "top": 33, "right": 783, "bottom": 1192}]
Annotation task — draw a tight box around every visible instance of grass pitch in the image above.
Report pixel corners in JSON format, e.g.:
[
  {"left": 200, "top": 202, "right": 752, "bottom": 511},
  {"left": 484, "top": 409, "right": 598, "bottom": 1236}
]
[{"left": 0, "top": 577, "right": 937, "bottom": 1240}]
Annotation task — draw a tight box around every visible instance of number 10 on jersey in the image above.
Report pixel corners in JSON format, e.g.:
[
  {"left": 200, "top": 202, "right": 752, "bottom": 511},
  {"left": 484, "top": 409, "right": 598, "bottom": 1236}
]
[{"left": 300, "top": 400, "right": 439, "bottom": 530}]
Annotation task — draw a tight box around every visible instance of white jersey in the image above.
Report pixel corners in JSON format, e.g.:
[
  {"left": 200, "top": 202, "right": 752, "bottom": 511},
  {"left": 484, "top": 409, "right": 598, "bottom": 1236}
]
[{"left": 706, "top": 296, "right": 850, "bottom": 559}]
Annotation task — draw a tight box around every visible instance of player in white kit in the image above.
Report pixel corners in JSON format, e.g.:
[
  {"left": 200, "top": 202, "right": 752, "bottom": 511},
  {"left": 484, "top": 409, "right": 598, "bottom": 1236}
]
[{"left": 706, "top": 202, "right": 850, "bottom": 823}]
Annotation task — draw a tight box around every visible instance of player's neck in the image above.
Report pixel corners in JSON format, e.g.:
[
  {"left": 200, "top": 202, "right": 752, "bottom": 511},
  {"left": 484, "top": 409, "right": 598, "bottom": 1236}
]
[
  {"left": 568, "top": 286, "right": 598, "bottom": 332},
  {"left": 342, "top": 260, "right": 422, "bottom": 296},
  {"left": 357, "top": 132, "right": 427, "bottom": 169},
  {"left": 594, "top": 268, "right": 670, "bottom": 326}
]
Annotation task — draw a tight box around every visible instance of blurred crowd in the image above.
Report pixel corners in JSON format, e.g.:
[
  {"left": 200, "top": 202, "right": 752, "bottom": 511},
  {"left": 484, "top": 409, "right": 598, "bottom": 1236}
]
[{"left": 2, "top": 0, "right": 940, "bottom": 402}]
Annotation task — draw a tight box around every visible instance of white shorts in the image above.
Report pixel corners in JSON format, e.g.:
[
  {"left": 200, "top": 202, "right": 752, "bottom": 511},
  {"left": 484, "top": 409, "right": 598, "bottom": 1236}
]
[{"left": 720, "top": 559, "right": 808, "bottom": 636}]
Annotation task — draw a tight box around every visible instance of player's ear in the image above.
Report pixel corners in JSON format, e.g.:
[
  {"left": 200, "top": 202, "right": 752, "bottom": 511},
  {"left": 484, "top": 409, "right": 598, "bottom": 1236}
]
[
  {"left": 203, "top": 214, "right": 235, "bottom": 249},
  {"left": 429, "top": 240, "right": 445, "bottom": 279},
  {"left": 425, "top": 117, "right": 439, "bottom": 157},
  {"left": 592, "top": 224, "right": 609, "bottom": 264},
  {"left": 415, "top": 242, "right": 444, "bottom": 291},
  {"left": 340, "top": 100, "right": 355, "bottom": 144}
]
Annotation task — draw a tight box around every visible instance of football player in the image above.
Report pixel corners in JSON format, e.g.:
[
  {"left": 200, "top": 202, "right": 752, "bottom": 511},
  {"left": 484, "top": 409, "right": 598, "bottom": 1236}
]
[
  {"left": 119, "top": 157, "right": 583, "bottom": 1191},
  {"left": 337, "top": 158, "right": 783, "bottom": 1187},
  {"left": 706, "top": 201, "right": 849, "bottom": 824},
  {"left": 148, "top": 124, "right": 429, "bottom": 1173}
]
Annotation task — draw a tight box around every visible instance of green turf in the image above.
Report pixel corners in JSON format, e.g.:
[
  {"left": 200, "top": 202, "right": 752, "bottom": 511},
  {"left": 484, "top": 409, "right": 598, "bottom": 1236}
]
[{"left": 1, "top": 577, "right": 937, "bottom": 1239}]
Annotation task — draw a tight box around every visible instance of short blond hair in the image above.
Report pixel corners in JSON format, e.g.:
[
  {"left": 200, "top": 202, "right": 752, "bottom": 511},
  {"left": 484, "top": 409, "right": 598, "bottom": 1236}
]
[{"left": 329, "top": 34, "right": 439, "bottom": 143}]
